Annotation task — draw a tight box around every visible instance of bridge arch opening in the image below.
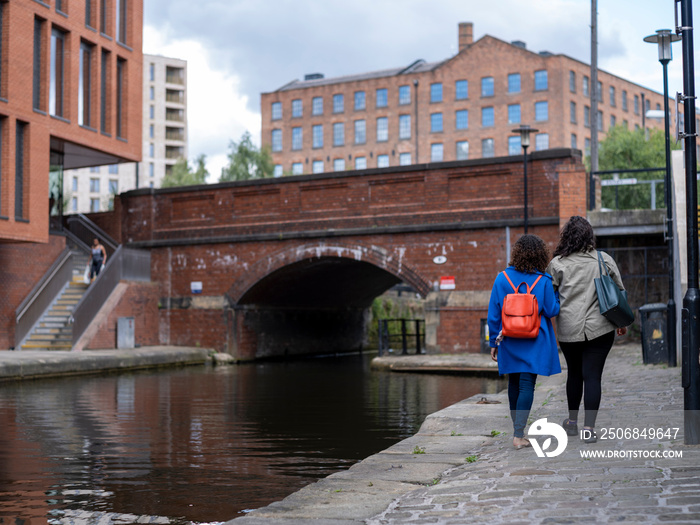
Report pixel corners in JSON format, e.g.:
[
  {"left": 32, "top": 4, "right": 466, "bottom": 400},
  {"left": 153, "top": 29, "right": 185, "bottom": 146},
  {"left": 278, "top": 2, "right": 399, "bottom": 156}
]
[{"left": 227, "top": 244, "right": 430, "bottom": 360}]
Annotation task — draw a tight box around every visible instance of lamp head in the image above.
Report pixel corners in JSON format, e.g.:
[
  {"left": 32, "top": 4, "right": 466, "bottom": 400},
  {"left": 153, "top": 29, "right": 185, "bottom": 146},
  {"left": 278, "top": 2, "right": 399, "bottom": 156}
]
[
  {"left": 644, "top": 29, "right": 681, "bottom": 63},
  {"left": 512, "top": 124, "right": 538, "bottom": 149}
]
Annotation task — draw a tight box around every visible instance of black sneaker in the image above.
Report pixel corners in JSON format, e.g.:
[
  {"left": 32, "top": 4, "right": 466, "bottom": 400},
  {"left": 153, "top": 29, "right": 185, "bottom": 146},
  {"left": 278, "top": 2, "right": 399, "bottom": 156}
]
[
  {"left": 582, "top": 428, "right": 597, "bottom": 443},
  {"left": 562, "top": 419, "right": 578, "bottom": 437}
]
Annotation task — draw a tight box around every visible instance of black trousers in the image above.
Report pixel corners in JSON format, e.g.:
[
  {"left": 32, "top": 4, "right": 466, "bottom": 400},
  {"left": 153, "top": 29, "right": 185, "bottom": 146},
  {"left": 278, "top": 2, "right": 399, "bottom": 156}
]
[{"left": 559, "top": 331, "right": 615, "bottom": 428}]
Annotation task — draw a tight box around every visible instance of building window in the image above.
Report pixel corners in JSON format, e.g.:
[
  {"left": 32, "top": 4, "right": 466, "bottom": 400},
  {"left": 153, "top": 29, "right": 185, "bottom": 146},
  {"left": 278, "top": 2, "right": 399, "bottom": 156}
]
[
  {"left": 333, "top": 94, "right": 344, "bottom": 113},
  {"left": 86, "top": 0, "right": 95, "bottom": 27},
  {"left": 535, "top": 101, "right": 548, "bottom": 121},
  {"left": 79, "top": 41, "right": 93, "bottom": 127},
  {"left": 455, "top": 79, "right": 468, "bottom": 100},
  {"left": 430, "top": 143, "right": 443, "bottom": 162},
  {"left": 149, "top": 124, "right": 154, "bottom": 138},
  {"left": 508, "top": 73, "right": 521, "bottom": 93},
  {"left": 50, "top": 28, "right": 66, "bottom": 117},
  {"left": 456, "top": 140, "right": 469, "bottom": 161},
  {"left": 71, "top": 197, "right": 78, "bottom": 211},
  {"left": 481, "top": 76, "right": 494, "bottom": 97},
  {"left": 100, "top": 0, "right": 108, "bottom": 35},
  {"left": 584, "top": 138, "right": 591, "bottom": 155},
  {"left": 149, "top": 85, "right": 154, "bottom": 101},
  {"left": 430, "top": 83, "right": 443, "bottom": 103},
  {"left": 116, "top": 0, "right": 128, "bottom": 44},
  {"left": 15, "top": 122, "right": 26, "bottom": 219},
  {"left": 569, "top": 71, "right": 576, "bottom": 93},
  {"left": 535, "top": 133, "right": 549, "bottom": 151},
  {"left": 376, "top": 117, "right": 388, "bottom": 142},
  {"left": 109, "top": 164, "right": 119, "bottom": 174},
  {"left": 597, "top": 110, "right": 603, "bottom": 131},
  {"left": 482, "top": 138, "right": 494, "bottom": 158},
  {"left": 333, "top": 158, "right": 345, "bottom": 171},
  {"left": 583, "top": 75, "right": 590, "bottom": 97},
  {"left": 100, "top": 50, "right": 110, "bottom": 134},
  {"left": 33, "top": 18, "right": 44, "bottom": 111},
  {"left": 508, "top": 136, "right": 521, "bottom": 155},
  {"left": 312, "top": 96, "right": 323, "bottom": 116},
  {"left": 622, "top": 90, "right": 628, "bottom": 111},
  {"left": 623, "top": 119, "right": 628, "bottom": 129},
  {"left": 610, "top": 114, "right": 616, "bottom": 128},
  {"left": 399, "top": 85, "right": 410, "bottom": 105},
  {"left": 570, "top": 101, "right": 577, "bottom": 123},
  {"left": 291, "top": 127, "right": 302, "bottom": 150},
  {"left": 376, "top": 88, "right": 388, "bottom": 108},
  {"left": 354, "top": 90, "right": 366, "bottom": 111},
  {"left": 609, "top": 86, "right": 616, "bottom": 107},
  {"left": 534, "top": 70, "right": 548, "bottom": 91},
  {"left": 634, "top": 94, "right": 640, "bottom": 115},
  {"left": 271, "top": 129, "right": 282, "bottom": 152},
  {"left": 312, "top": 160, "right": 324, "bottom": 173},
  {"left": 596, "top": 81, "right": 603, "bottom": 102},
  {"left": 149, "top": 163, "right": 154, "bottom": 178},
  {"left": 149, "top": 62, "right": 155, "bottom": 81},
  {"left": 292, "top": 162, "right": 303, "bottom": 175},
  {"left": 333, "top": 122, "right": 344, "bottom": 146},
  {"left": 312, "top": 124, "right": 323, "bottom": 148},
  {"left": 90, "top": 198, "right": 100, "bottom": 212},
  {"left": 508, "top": 104, "right": 521, "bottom": 124},
  {"left": 584, "top": 106, "right": 590, "bottom": 127},
  {"left": 291, "top": 99, "right": 302, "bottom": 118},
  {"left": 571, "top": 133, "right": 577, "bottom": 149},
  {"left": 273, "top": 165, "right": 283, "bottom": 177},
  {"left": 90, "top": 178, "right": 100, "bottom": 193},
  {"left": 399, "top": 152, "right": 411, "bottom": 165},
  {"left": 430, "top": 112, "right": 443, "bottom": 133},
  {"left": 90, "top": 166, "right": 101, "bottom": 173},
  {"left": 399, "top": 114, "right": 411, "bottom": 139},
  {"left": 645, "top": 98, "right": 650, "bottom": 113},
  {"left": 482, "top": 106, "right": 494, "bottom": 127},
  {"left": 149, "top": 105, "right": 154, "bottom": 119},
  {"left": 455, "top": 109, "right": 468, "bottom": 130},
  {"left": 271, "top": 102, "right": 282, "bottom": 120},
  {"left": 355, "top": 157, "right": 366, "bottom": 170},
  {"left": 377, "top": 154, "right": 389, "bottom": 168},
  {"left": 149, "top": 143, "right": 154, "bottom": 157},
  {"left": 116, "top": 58, "right": 126, "bottom": 139},
  {"left": 109, "top": 179, "right": 118, "bottom": 194},
  {"left": 354, "top": 119, "right": 366, "bottom": 144},
  {"left": 72, "top": 176, "right": 78, "bottom": 192}
]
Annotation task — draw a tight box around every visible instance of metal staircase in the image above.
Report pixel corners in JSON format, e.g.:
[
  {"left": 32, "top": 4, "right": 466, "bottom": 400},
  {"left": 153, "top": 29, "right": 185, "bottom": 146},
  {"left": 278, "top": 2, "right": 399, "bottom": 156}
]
[{"left": 21, "top": 251, "right": 89, "bottom": 350}]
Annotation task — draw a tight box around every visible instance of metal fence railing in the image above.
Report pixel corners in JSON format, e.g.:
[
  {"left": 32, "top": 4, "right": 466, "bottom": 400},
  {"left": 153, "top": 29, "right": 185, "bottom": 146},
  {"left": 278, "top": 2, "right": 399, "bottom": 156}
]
[
  {"left": 589, "top": 168, "right": 666, "bottom": 211},
  {"left": 71, "top": 246, "right": 151, "bottom": 346},
  {"left": 14, "top": 248, "right": 75, "bottom": 349},
  {"left": 377, "top": 319, "right": 425, "bottom": 356},
  {"left": 65, "top": 214, "right": 119, "bottom": 259}
]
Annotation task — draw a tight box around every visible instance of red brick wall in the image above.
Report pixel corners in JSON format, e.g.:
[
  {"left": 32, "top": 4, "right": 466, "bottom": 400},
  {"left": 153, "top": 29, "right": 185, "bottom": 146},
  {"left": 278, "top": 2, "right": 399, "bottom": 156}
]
[
  {"left": 83, "top": 281, "right": 159, "bottom": 350},
  {"left": 0, "top": 234, "right": 66, "bottom": 349},
  {"left": 115, "top": 151, "right": 583, "bottom": 356},
  {"left": 0, "top": 0, "right": 142, "bottom": 244}
]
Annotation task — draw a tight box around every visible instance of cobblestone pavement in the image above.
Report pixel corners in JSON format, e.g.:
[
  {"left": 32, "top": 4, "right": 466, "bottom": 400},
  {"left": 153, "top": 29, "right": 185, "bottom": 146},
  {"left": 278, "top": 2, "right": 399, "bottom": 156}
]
[{"left": 368, "top": 344, "right": 700, "bottom": 524}]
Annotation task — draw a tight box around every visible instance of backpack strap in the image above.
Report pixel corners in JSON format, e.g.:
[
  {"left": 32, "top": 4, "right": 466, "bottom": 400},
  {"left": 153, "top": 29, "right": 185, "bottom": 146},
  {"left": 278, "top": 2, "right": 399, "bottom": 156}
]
[{"left": 502, "top": 271, "right": 543, "bottom": 294}]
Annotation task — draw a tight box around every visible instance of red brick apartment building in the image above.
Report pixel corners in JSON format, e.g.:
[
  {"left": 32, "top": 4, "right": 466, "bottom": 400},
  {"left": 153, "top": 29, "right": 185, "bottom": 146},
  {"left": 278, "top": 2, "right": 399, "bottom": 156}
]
[
  {"left": 0, "top": 0, "right": 142, "bottom": 349},
  {"left": 261, "top": 22, "right": 670, "bottom": 175}
]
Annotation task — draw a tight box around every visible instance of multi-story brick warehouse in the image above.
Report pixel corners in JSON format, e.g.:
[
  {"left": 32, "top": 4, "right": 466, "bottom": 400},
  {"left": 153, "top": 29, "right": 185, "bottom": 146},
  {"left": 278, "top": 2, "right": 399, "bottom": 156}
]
[
  {"left": 261, "top": 22, "right": 672, "bottom": 175},
  {"left": 0, "top": 0, "right": 143, "bottom": 349}
]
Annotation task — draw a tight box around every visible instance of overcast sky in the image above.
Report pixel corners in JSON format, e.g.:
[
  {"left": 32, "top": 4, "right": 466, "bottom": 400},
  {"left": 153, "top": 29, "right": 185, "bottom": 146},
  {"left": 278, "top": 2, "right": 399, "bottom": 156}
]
[{"left": 143, "top": 0, "right": 697, "bottom": 179}]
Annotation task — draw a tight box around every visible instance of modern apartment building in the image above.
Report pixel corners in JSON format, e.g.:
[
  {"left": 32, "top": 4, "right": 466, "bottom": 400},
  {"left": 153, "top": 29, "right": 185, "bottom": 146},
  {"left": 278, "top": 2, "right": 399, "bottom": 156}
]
[
  {"left": 65, "top": 54, "right": 187, "bottom": 212},
  {"left": 0, "top": 0, "right": 142, "bottom": 242},
  {"left": 261, "top": 22, "right": 672, "bottom": 175}
]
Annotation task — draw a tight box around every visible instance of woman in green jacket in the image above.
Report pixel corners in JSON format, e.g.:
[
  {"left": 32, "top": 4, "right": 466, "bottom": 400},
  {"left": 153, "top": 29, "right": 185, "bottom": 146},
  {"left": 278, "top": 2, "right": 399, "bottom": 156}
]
[{"left": 546, "top": 216, "right": 629, "bottom": 443}]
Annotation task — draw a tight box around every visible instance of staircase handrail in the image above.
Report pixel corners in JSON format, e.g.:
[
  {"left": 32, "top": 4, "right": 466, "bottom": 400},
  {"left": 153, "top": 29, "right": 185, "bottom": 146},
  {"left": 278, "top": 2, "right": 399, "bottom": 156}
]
[
  {"left": 62, "top": 226, "right": 92, "bottom": 254},
  {"left": 65, "top": 214, "right": 119, "bottom": 256},
  {"left": 71, "top": 245, "right": 151, "bottom": 346},
  {"left": 14, "top": 247, "right": 75, "bottom": 349}
]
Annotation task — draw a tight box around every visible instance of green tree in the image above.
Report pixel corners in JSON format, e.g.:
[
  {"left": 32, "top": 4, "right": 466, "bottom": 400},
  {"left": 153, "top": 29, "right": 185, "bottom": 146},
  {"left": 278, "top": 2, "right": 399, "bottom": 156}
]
[
  {"left": 593, "top": 126, "right": 680, "bottom": 210},
  {"left": 219, "top": 131, "right": 274, "bottom": 182},
  {"left": 161, "top": 154, "right": 209, "bottom": 188}
]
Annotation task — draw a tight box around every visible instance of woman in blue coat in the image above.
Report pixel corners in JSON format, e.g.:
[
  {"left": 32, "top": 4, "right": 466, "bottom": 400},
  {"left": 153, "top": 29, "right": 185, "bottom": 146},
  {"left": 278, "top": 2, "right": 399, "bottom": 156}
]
[{"left": 488, "top": 234, "right": 561, "bottom": 449}]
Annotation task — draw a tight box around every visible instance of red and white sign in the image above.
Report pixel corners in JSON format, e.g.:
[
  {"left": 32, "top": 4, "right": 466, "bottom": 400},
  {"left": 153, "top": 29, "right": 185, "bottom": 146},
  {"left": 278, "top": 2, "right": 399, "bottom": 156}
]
[{"left": 439, "top": 276, "right": 456, "bottom": 290}]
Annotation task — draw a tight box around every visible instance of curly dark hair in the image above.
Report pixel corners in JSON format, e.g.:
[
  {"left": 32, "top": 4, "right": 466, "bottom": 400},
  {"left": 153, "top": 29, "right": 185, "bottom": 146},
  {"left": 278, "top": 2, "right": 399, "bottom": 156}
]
[
  {"left": 553, "top": 216, "right": 596, "bottom": 257},
  {"left": 509, "top": 234, "right": 549, "bottom": 273}
]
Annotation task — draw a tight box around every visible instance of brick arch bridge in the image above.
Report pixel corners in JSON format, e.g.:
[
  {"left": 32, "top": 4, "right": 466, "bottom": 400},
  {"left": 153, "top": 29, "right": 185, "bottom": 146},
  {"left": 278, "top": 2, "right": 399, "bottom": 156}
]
[{"left": 100, "top": 149, "right": 586, "bottom": 359}]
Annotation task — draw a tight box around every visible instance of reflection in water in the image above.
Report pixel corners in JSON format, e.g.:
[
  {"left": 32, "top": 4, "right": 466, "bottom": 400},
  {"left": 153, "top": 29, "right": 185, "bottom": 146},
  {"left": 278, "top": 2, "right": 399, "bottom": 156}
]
[{"left": 0, "top": 354, "right": 505, "bottom": 524}]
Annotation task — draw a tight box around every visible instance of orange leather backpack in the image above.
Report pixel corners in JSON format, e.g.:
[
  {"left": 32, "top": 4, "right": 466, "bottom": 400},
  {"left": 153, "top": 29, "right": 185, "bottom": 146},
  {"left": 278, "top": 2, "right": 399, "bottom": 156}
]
[{"left": 501, "top": 272, "right": 542, "bottom": 339}]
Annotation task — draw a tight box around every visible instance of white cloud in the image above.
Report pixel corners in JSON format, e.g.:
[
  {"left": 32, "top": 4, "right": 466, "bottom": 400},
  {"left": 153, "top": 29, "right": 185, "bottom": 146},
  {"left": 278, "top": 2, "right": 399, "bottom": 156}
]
[{"left": 143, "top": 25, "right": 261, "bottom": 180}]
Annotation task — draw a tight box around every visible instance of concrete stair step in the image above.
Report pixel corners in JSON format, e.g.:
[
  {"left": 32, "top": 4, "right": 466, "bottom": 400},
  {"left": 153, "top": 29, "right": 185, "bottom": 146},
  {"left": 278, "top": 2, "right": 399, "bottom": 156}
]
[
  {"left": 21, "top": 343, "right": 72, "bottom": 350},
  {"left": 35, "top": 327, "right": 72, "bottom": 335}
]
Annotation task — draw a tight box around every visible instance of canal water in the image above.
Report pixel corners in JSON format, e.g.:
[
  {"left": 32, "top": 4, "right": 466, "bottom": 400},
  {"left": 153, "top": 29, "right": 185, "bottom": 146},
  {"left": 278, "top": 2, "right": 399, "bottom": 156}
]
[{"left": 0, "top": 354, "right": 505, "bottom": 525}]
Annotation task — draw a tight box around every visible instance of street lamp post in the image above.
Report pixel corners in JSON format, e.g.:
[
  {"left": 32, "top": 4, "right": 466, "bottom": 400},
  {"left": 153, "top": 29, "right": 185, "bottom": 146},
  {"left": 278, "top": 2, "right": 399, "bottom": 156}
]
[
  {"left": 644, "top": 29, "right": 681, "bottom": 368},
  {"left": 513, "top": 125, "right": 538, "bottom": 234}
]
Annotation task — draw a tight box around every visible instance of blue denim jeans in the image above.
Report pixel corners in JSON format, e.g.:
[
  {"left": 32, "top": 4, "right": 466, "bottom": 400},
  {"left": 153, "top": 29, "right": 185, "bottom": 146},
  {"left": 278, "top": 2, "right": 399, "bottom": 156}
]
[{"left": 508, "top": 372, "right": 538, "bottom": 438}]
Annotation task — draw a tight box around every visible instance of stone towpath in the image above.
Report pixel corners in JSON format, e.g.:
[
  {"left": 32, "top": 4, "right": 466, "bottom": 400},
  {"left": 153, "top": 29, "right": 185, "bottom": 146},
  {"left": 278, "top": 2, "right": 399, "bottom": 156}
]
[{"left": 228, "top": 343, "right": 700, "bottom": 524}]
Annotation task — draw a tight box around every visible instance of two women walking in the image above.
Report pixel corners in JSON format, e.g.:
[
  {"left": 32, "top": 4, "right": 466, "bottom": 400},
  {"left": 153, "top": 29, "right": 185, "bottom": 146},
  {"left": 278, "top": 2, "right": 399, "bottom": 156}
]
[{"left": 488, "top": 216, "right": 629, "bottom": 449}]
